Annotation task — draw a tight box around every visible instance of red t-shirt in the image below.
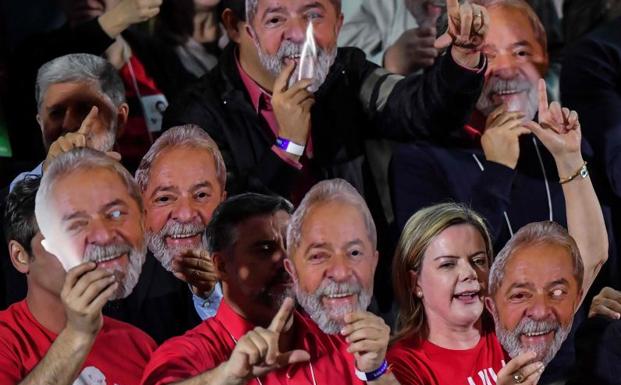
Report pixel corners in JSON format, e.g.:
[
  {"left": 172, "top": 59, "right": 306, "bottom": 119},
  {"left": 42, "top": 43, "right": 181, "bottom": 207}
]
[
  {"left": 0, "top": 300, "right": 157, "bottom": 385},
  {"left": 141, "top": 299, "right": 365, "bottom": 385},
  {"left": 387, "top": 329, "right": 506, "bottom": 385}
]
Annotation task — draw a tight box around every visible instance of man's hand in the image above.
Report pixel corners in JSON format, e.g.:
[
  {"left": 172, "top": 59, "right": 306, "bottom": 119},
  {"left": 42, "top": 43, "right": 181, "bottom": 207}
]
[
  {"left": 222, "top": 298, "right": 310, "bottom": 384},
  {"left": 497, "top": 352, "right": 544, "bottom": 385},
  {"left": 341, "top": 311, "right": 390, "bottom": 373},
  {"left": 172, "top": 249, "right": 219, "bottom": 296},
  {"left": 61, "top": 262, "right": 118, "bottom": 339},
  {"left": 435, "top": 0, "right": 489, "bottom": 68},
  {"left": 43, "top": 106, "right": 121, "bottom": 171},
  {"left": 589, "top": 287, "right": 621, "bottom": 319},
  {"left": 99, "top": 0, "right": 163, "bottom": 38},
  {"left": 384, "top": 27, "right": 439, "bottom": 74},
  {"left": 272, "top": 62, "right": 315, "bottom": 159},
  {"left": 481, "top": 104, "right": 530, "bottom": 169},
  {"left": 524, "top": 79, "right": 583, "bottom": 175}
]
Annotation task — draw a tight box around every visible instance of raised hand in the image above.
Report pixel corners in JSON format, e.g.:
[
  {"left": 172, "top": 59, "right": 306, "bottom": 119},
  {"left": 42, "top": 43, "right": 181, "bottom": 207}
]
[
  {"left": 172, "top": 249, "right": 219, "bottom": 296},
  {"left": 384, "top": 27, "right": 439, "bottom": 74},
  {"left": 271, "top": 62, "right": 315, "bottom": 158},
  {"left": 524, "top": 79, "right": 581, "bottom": 160},
  {"left": 435, "top": 0, "right": 489, "bottom": 68},
  {"left": 43, "top": 106, "right": 121, "bottom": 170},
  {"left": 589, "top": 287, "right": 621, "bottom": 320},
  {"left": 341, "top": 311, "right": 390, "bottom": 373},
  {"left": 481, "top": 104, "right": 530, "bottom": 169},
  {"left": 61, "top": 262, "right": 118, "bottom": 339},
  {"left": 497, "top": 352, "right": 544, "bottom": 385},
  {"left": 223, "top": 298, "right": 310, "bottom": 382},
  {"left": 100, "top": 0, "right": 163, "bottom": 38}
]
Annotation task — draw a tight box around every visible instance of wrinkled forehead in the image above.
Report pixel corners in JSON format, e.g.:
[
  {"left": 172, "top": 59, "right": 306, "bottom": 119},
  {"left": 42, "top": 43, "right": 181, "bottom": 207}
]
[
  {"left": 485, "top": 5, "right": 545, "bottom": 53},
  {"left": 43, "top": 80, "right": 115, "bottom": 111},
  {"left": 252, "top": 0, "right": 338, "bottom": 18},
  {"left": 50, "top": 167, "right": 136, "bottom": 217},
  {"left": 500, "top": 248, "right": 578, "bottom": 292}
]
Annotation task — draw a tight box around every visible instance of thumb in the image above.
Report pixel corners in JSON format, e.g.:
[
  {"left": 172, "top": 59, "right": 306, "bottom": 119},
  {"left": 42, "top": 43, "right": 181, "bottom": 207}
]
[
  {"left": 277, "top": 349, "right": 311, "bottom": 367},
  {"left": 105, "top": 151, "right": 122, "bottom": 162},
  {"left": 78, "top": 106, "right": 99, "bottom": 135},
  {"left": 434, "top": 32, "right": 453, "bottom": 49},
  {"left": 523, "top": 120, "right": 544, "bottom": 137}
]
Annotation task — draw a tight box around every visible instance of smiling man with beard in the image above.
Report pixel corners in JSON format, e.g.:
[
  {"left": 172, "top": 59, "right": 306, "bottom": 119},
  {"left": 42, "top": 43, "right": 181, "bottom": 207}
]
[
  {"left": 391, "top": 0, "right": 587, "bottom": 264},
  {"left": 163, "top": 0, "right": 490, "bottom": 237},
  {"left": 284, "top": 179, "right": 397, "bottom": 384},
  {"left": 284, "top": 179, "right": 377, "bottom": 335},
  {"left": 97, "top": 124, "right": 228, "bottom": 343},
  {"left": 142, "top": 188, "right": 399, "bottom": 385},
  {"left": 486, "top": 221, "right": 584, "bottom": 371},
  {"left": 0, "top": 151, "right": 156, "bottom": 385}
]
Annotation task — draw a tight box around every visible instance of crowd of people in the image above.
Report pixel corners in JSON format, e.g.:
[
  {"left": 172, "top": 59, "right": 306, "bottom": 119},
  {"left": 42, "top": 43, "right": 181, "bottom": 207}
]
[{"left": 1, "top": 0, "right": 620, "bottom": 384}]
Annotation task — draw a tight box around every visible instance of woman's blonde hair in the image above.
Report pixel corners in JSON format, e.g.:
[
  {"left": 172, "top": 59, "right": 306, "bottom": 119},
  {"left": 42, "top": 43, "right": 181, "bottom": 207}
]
[{"left": 392, "top": 203, "right": 493, "bottom": 343}]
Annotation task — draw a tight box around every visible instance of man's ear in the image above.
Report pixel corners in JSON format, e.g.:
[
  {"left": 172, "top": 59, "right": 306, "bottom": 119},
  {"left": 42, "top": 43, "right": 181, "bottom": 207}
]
[
  {"left": 283, "top": 258, "right": 298, "bottom": 282},
  {"left": 245, "top": 23, "right": 256, "bottom": 41},
  {"left": 212, "top": 252, "right": 228, "bottom": 280},
  {"left": 221, "top": 8, "right": 242, "bottom": 43},
  {"left": 9, "top": 240, "right": 31, "bottom": 274},
  {"left": 334, "top": 11, "right": 344, "bottom": 36},
  {"left": 115, "top": 103, "right": 129, "bottom": 138},
  {"left": 36, "top": 114, "right": 43, "bottom": 129},
  {"left": 485, "top": 296, "right": 496, "bottom": 315}
]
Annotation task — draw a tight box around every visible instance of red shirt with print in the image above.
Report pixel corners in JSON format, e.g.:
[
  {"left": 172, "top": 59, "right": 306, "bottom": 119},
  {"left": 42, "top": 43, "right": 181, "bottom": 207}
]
[
  {"left": 0, "top": 300, "right": 157, "bottom": 385},
  {"left": 387, "top": 327, "right": 506, "bottom": 385},
  {"left": 141, "top": 298, "right": 365, "bottom": 385}
]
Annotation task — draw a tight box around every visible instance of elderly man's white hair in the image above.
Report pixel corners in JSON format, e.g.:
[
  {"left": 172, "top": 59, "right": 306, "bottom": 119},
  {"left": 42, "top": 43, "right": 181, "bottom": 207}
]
[
  {"left": 488, "top": 221, "right": 584, "bottom": 298},
  {"left": 245, "top": 0, "right": 342, "bottom": 24},
  {"left": 135, "top": 124, "right": 227, "bottom": 192},
  {"left": 35, "top": 148, "right": 143, "bottom": 260},
  {"left": 35, "top": 53, "right": 126, "bottom": 113},
  {"left": 286, "top": 178, "right": 377, "bottom": 257},
  {"left": 36, "top": 148, "right": 143, "bottom": 228}
]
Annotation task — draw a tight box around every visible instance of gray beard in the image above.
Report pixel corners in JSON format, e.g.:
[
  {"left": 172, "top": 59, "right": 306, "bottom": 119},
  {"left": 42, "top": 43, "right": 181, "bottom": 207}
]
[
  {"left": 493, "top": 312, "right": 572, "bottom": 366},
  {"left": 294, "top": 277, "right": 372, "bottom": 335},
  {"left": 254, "top": 39, "right": 337, "bottom": 93},
  {"left": 476, "top": 76, "right": 539, "bottom": 121},
  {"left": 83, "top": 241, "right": 146, "bottom": 300},
  {"left": 145, "top": 219, "right": 207, "bottom": 272}
]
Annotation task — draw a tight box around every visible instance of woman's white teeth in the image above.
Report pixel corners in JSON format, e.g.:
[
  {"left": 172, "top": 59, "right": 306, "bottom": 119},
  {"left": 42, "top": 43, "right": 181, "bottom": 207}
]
[{"left": 457, "top": 291, "right": 478, "bottom": 296}]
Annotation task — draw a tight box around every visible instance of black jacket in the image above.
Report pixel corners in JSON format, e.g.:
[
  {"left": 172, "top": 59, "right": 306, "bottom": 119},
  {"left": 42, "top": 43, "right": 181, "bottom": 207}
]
[
  {"left": 390, "top": 135, "right": 567, "bottom": 249},
  {"left": 106, "top": 252, "right": 201, "bottom": 345},
  {"left": 163, "top": 43, "right": 484, "bottom": 210}
]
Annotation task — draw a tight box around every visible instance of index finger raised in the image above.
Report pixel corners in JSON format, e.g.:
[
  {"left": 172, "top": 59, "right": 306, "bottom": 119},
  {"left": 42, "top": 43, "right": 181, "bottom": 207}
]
[
  {"left": 78, "top": 106, "right": 99, "bottom": 136},
  {"left": 446, "top": 0, "right": 460, "bottom": 18},
  {"left": 538, "top": 78, "right": 548, "bottom": 116},
  {"left": 268, "top": 297, "right": 295, "bottom": 333}
]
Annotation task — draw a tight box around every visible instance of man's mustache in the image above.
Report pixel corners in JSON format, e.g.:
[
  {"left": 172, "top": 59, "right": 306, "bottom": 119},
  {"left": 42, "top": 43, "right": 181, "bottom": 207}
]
[{"left": 84, "top": 241, "right": 132, "bottom": 263}]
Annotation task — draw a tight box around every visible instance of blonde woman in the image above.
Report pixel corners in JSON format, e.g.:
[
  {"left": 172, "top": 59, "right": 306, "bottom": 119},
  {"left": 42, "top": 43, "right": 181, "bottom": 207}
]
[{"left": 387, "top": 204, "right": 542, "bottom": 385}]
